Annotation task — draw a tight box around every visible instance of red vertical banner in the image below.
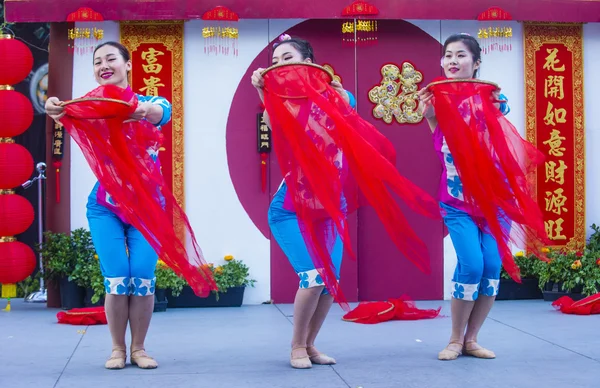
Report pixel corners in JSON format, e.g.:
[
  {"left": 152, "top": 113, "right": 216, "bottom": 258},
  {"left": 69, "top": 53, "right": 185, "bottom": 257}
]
[
  {"left": 121, "top": 22, "right": 185, "bottom": 240},
  {"left": 525, "top": 23, "right": 585, "bottom": 250}
]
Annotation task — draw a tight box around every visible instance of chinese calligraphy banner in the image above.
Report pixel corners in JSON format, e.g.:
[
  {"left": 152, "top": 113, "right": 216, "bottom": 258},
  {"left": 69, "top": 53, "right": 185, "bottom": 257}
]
[
  {"left": 524, "top": 23, "right": 585, "bottom": 249},
  {"left": 120, "top": 21, "right": 185, "bottom": 239}
]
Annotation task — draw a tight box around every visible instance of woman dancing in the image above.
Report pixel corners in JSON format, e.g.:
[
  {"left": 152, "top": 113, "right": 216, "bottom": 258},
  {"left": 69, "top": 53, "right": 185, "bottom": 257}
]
[
  {"left": 418, "top": 33, "right": 546, "bottom": 360},
  {"left": 252, "top": 35, "right": 356, "bottom": 369},
  {"left": 252, "top": 34, "right": 441, "bottom": 369},
  {"left": 46, "top": 41, "right": 173, "bottom": 370}
]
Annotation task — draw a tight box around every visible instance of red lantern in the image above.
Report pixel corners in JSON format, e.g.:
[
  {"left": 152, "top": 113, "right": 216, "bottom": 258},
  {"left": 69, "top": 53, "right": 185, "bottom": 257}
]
[
  {"left": 0, "top": 35, "right": 34, "bottom": 85},
  {"left": 0, "top": 241, "right": 36, "bottom": 284},
  {"left": 0, "top": 143, "right": 34, "bottom": 189},
  {"left": 0, "top": 194, "right": 34, "bottom": 236},
  {"left": 0, "top": 89, "right": 34, "bottom": 137}
]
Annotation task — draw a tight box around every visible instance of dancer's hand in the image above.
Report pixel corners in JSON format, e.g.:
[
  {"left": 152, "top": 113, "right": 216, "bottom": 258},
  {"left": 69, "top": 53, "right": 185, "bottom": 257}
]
[
  {"left": 45, "top": 97, "right": 65, "bottom": 120},
  {"left": 417, "top": 87, "right": 435, "bottom": 119},
  {"left": 125, "top": 102, "right": 161, "bottom": 124},
  {"left": 331, "top": 81, "right": 350, "bottom": 104},
  {"left": 492, "top": 87, "right": 503, "bottom": 110},
  {"left": 251, "top": 68, "right": 265, "bottom": 90}
]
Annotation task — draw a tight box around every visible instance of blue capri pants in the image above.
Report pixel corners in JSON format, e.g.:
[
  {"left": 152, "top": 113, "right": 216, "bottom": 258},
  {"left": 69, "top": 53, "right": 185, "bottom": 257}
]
[
  {"left": 86, "top": 183, "right": 158, "bottom": 297},
  {"left": 442, "top": 202, "right": 511, "bottom": 302},
  {"left": 268, "top": 183, "right": 343, "bottom": 294}
]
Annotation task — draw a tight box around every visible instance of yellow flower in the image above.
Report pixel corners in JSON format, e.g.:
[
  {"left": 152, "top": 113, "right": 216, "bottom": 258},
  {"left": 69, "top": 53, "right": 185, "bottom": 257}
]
[
  {"left": 541, "top": 247, "right": 550, "bottom": 253},
  {"left": 215, "top": 266, "right": 223, "bottom": 274},
  {"left": 224, "top": 255, "right": 234, "bottom": 262},
  {"left": 515, "top": 251, "right": 524, "bottom": 257},
  {"left": 94, "top": 254, "right": 99, "bottom": 260},
  {"left": 157, "top": 260, "right": 167, "bottom": 268},
  {"left": 571, "top": 260, "right": 582, "bottom": 270}
]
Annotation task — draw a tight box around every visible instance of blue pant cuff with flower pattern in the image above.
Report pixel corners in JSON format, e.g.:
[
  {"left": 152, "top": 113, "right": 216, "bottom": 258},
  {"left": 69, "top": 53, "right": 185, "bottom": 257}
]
[
  {"left": 104, "top": 276, "right": 157, "bottom": 296},
  {"left": 451, "top": 277, "right": 500, "bottom": 301}
]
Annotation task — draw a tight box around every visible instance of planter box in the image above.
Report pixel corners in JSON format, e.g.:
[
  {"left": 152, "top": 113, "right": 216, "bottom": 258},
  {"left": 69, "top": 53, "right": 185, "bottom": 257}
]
[
  {"left": 59, "top": 277, "right": 85, "bottom": 310},
  {"left": 153, "top": 289, "right": 168, "bottom": 312},
  {"left": 166, "top": 286, "right": 245, "bottom": 308},
  {"left": 496, "top": 278, "right": 543, "bottom": 300},
  {"left": 84, "top": 288, "right": 104, "bottom": 308},
  {"left": 542, "top": 282, "right": 585, "bottom": 302}
]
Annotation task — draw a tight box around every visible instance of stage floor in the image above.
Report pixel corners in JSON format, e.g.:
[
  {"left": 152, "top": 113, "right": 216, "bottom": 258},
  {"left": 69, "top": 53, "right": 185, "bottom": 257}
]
[{"left": 2, "top": 298, "right": 599, "bottom": 388}]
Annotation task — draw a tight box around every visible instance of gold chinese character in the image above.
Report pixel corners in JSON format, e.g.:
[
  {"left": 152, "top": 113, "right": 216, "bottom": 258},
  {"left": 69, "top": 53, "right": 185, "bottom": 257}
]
[
  {"left": 82, "top": 28, "right": 91, "bottom": 39},
  {"left": 53, "top": 146, "right": 62, "bottom": 155},
  {"left": 543, "top": 101, "right": 567, "bottom": 127},
  {"left": 544, "top": 75, "right": 565, "bottom": 100},
  {"left": 55, "top": 130, "right": 64, "bottom": 139},
  {"left": 139, "top": 76, "right": 165, "bottom": 96},
  {"left": 142, "top": 48, "right": 165, "bottom": 74},
  {"left": 545, "top": 188, "right": 568, "bottom": 215},
  {"left": 68, "top": 28, "right": 76, "bottom": 40},
  {"left": 545, "top": 160, "right": 567, "bottom": 185},
  {"left": 260, "top": 124, "right": 269, "bottom": 132},
  {"left": 260, "top": 141, "right": 270, "bottom": 148},
  {"left": 53, "top": 139, "right": 63, "bottom": 148},
  {"left": 545, "top": 218, "right": 567, "bottom": 241},
  {"left": 260, "top": 134, "right": 269, "bottom": 140},
  {"left": 543, "top": 48, "right": 565, "bottom": 72},
  {"left": 542, "top": 129, "right": 566, "bottom": 157}
]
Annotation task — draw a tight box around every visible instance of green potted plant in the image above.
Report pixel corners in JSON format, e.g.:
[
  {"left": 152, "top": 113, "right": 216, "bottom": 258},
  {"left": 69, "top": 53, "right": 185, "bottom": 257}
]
[
  {"left": 535, "top": 224, "right": 600, "bottom": 301},
  {"left": 497, "top": 251, "right": 545, "bottom": 300},
  {"left": 167, "top": 255, "right": 256, "bottom": 308},
  {"left": 154, "top": 260, "right": 186, "bottom": 312},
  {"left": 68, "top": 229, "right": 104, "bottom": 307},
  {"left": 536, "top": 249, "right": 600, "bottom": 301},
  {"left": 39, "top": 230, "right": 85, "bottom": 309}
]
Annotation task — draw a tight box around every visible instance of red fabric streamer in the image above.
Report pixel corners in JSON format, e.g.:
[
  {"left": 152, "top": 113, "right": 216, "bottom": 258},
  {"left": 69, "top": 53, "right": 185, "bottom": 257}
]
[
  {"left": 428, "top": 78, "right": 550, "bottom": 282},
  {"left": 260, "top": 152, "right": 268, "bottom": 193},
  {"left": 342, "top": 296, "right": 441, "bottom": 324},
  {"left": 58, "top": 85, "right": 216, "bottom": 297},
  {"left": 57, "top": 307, "right": 108, "bottom": 325},
  {"left": 552, "top": 293, "right": 600, "bottom": 315},
  {"left": 262, "top": 64, "right": 440, "bottom": 309}
]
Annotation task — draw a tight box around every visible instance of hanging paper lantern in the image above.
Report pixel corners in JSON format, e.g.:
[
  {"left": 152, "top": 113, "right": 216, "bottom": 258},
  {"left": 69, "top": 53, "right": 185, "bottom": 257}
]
[
  {"left": 0, "top": 89, "right": 34, "bottom": 138},
  {"left": 0, "top": 34, "right": 34, "bottom": 85},
  {"left": 67, "top": 7, "right": 105, "bottom": 55},
  {"left": 0, "top": 142, "right": 34, "bottom": 189},
  {"left": 201, "top": 6, "right": 239, "bottom": 56},
  {"left": 0, "top": 240, "right": 36, "bottom": 284},
  {"left": 341, "top": 1, "right": 379, "bottom": 47},
  {"left": 0, "top": 194, "right": 35, "bottom": 236},
  {"left": 477, "top": 7, "right": 513, "bottom": 54}
]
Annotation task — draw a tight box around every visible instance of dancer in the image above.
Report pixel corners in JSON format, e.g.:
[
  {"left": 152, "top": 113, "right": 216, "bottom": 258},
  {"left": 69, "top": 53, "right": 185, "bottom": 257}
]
[
  {"left": 417, "top": 33, "right": 547, "bottom": 360},
  {"left": 45, "top": 41, "right": 215, "bottom": 370},
  {"left": 252, "top": 34, "right": 441, "bottom": 369},
  {"left": 252, "top": 35, "right": 355, "bottom": 369}
]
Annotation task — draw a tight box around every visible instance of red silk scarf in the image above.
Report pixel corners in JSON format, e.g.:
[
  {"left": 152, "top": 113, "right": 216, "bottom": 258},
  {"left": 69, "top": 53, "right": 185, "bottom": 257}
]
[
  {"left": 552, "top": 293, "right": 600, "bottom": 315},
  {"left": 342, "top": 296, "right": 441, "bottom": 324},
  {"left": 262, "top": 64, "right": 440, "bottom": 308},
  {"left": 57, "top": 307, "right": 108, "bottom": 325},
  {"left": 428, "top": 78, "right": 550, "bottom": 281},
  {"left": 59, "top": 85, "right": 216, "bottom": 297}
]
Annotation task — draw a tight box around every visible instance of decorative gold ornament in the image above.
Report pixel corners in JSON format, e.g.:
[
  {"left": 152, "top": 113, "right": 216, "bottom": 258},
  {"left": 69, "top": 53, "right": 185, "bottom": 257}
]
[{"left": 369, "top": 63, "right": 423, "bottom": 125}]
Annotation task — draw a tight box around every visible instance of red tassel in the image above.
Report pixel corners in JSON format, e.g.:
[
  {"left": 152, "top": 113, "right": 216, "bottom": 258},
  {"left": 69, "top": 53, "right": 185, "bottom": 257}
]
[
  {"left": 53, "top": 160, "right": 62, "bottom": 203},
  {"left": 260, "top": 152, "right": 268, "bottom": 193}
]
